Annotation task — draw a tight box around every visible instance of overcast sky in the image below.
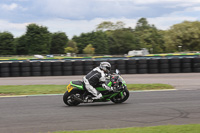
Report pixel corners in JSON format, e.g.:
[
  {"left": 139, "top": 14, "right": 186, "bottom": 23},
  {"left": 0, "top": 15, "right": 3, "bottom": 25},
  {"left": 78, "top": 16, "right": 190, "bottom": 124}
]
[{"left": 0, "top": 0, "right": 200, "bottom": 38}]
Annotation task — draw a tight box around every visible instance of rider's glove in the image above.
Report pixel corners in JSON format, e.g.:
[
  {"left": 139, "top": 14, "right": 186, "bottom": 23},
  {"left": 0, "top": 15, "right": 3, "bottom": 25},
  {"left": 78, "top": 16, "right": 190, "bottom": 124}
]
[
  {"left": 102, "top": 84, "right": 113, "bottom": 92},
  {"left": 109, "top": 87, "right": 114, "bottom": 92}
]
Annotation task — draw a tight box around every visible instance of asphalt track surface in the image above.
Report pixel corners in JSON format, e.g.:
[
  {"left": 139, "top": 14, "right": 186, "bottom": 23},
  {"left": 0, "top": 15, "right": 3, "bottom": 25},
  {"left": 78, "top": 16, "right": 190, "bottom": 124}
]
[
  {"left": 0, "top": 73, "right": 200, "bottom": 133},
  {"left": 1, "top": 73, "right": 200, "bottom": 90},
  {"left": 0, "top": 90, "right": 200, "bottom": 133}
]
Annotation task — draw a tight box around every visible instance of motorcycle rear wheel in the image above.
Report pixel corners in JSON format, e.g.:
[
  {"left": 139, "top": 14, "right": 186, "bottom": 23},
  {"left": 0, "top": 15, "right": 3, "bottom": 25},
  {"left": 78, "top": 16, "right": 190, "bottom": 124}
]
[
  {"left": 111, "top": 89, "right": 129, "bottom": 104},
  {"left": 63, "top": 91, "right": 81, "bottom": 106}
]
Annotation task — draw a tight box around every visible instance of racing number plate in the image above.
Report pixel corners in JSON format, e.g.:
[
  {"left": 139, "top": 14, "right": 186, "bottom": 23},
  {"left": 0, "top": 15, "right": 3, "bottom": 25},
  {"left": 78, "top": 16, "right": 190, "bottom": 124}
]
[{"left": 67, "top": 84, "right": 74, "bottom": 92}]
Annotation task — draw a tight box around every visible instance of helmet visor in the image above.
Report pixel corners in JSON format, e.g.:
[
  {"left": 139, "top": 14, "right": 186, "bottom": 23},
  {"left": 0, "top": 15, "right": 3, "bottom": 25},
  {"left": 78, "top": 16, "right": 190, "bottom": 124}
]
[{"left": 106, "top": 66, "right": 111, "bottom": 72}]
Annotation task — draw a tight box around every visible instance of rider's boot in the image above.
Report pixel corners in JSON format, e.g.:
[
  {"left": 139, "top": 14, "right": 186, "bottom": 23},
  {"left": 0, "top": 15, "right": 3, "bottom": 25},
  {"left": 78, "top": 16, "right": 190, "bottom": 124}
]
[
  {"left": 92, "top": 93, "right": 103, "bottom": 100},
  {"left": 83, "top": 95, "right": 93, "bottom": 103}
]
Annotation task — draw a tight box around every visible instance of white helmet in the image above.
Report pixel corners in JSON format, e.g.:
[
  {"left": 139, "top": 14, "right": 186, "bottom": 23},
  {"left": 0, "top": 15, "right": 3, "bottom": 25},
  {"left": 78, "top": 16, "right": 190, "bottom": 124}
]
[{"left": 100, "top": 62, "right": 111, "bottom": 73}]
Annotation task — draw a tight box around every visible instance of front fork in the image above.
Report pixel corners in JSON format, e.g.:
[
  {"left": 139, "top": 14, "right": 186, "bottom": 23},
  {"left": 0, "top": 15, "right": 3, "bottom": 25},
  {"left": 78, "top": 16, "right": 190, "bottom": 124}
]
[{"left": 120, "top": 91, "right": 125, "bottom": 99}]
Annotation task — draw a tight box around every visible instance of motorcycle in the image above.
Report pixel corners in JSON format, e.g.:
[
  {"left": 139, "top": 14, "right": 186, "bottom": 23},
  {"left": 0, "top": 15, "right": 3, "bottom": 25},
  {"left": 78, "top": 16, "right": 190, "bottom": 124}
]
[{"left": 63, "top": 69, "right": 129, "bottom": 106}]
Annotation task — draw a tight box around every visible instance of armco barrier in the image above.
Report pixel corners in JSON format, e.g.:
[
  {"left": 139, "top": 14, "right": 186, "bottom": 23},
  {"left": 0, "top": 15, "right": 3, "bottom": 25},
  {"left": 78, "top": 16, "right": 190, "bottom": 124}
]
[{"left": 0, "top": 58, "right": 200, "bottom": 77}]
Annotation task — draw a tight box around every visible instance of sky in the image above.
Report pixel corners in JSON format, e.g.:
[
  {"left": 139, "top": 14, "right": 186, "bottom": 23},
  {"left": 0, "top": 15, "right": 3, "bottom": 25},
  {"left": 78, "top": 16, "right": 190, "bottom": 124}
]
[{"left": 0, "top": 0, "right": 200, "bottom": 38}]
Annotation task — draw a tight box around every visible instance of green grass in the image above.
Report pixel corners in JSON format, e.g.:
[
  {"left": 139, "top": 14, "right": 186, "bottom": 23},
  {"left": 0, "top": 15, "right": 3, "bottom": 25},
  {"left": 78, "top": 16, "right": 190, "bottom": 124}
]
[
  {"left": 0, "top": 56, "right": 68, "bottom": 60},
  {"left": 127, "top": 84, "right": 174, "bottom": 91},
  {"left": 51, "top": 124, "right": 200, "bottom": 133},
  {"left": 0, "top": 84, "right": 174, "bottom": 96},
  {"left": 0, "top": 85, "right": 66, "bottom": 95},
  {"left": 0, "top": 56, "right": 35, "bottom": 59}
]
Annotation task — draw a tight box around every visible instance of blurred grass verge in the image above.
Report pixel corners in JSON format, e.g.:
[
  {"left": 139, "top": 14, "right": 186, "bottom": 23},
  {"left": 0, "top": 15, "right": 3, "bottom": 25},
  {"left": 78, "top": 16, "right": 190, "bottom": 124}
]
[
  {"left": 0, "top": 84, "right": 174, "bottom": 96},
  {"left": 51, "top": 124, "right": 200, "bottom": 133},
  {"left": 127, "top": 84, "right": 173, "bottom": 91}
]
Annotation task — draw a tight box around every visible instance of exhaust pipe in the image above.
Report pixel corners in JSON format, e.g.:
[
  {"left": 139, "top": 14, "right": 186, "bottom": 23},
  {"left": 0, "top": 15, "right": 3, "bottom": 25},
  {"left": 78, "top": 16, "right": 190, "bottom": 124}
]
[{"left": 72, "top": 95, "right": 84, "bottom": 103}]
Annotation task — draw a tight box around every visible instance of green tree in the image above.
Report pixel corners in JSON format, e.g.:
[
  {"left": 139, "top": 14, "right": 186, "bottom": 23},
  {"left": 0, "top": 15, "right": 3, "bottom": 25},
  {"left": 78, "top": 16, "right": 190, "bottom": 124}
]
[
  {"left": 133, "top": 18, "right": 165, "bottom": 53},
  {"left": 50, "top": 32, "right": 69, "bottom": 54},
  {"left": 72, "top": 31, "right": 109, "bottom": 54},
  {"left": 134, "top": 28, "right": 164, "bottom": 53},
  {"left": 64, "top": 47, "right": 75, "bottom": 53},
  {"left": 164, "top": 21, "right": 200, "bottom": 52},
  {"left": 83, "top": 44, "right": 95, "bottom": 55},
  {"left": 25, "top": 23, "right": 51, "bottom": 54},
  {"left": 92, "top": 31, "right": 109, "bottom": 54},
  {"left": 64, "top": 40, "right": 79, "bottom": 53},
  {"left": 0, "top": 32, "right": 15, "bottom": 55},
  {"left": 135, "top": 18, "right": 153, "bottom": 31},
  {"left": 15, "top": 35, "right": 29, "bottom": 55},
  {"left": 96, "top": 21, "right": 125, "bottom": 31},
  {"left": 107, "top": 29, "right": 137, "bottom": 54},
  {"left": 114, "top": 21, "right": 125, "bottom": 29},
  {"left": 96, "top": 21, "right": 115, "bottom": 31}
]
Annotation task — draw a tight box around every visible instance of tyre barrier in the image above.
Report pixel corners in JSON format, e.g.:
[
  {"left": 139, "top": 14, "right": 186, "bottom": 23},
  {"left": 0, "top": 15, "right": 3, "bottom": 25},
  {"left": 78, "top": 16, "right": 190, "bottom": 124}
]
[
  {"left": 126, "top": 59, "right": 137, "bottom": 74},
  {"left": 159, "top": 59, "right": 169, "bottom": 73},
  {"left": 0, "top": 58, "right": 200, "bottom": 77}
]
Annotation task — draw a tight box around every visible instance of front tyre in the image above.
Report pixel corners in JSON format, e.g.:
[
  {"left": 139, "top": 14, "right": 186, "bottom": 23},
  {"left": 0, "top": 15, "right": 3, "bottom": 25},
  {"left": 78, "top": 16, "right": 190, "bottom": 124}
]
[
  {"left": 63, "top": 91, "right": 81, "bottom": 106},
  {"left": 111, "top": 89, "right": 129, "bottom": 104}
]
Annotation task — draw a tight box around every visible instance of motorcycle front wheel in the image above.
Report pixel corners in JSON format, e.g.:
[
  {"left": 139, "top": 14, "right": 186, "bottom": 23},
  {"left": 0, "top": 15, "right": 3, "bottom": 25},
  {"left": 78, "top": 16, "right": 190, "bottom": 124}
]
[
  {"left": 63, "top": 91, "right": 81, "bottom": 106},
  {"left": 111, "top": 89, "right": 129, "bottom": 104}
]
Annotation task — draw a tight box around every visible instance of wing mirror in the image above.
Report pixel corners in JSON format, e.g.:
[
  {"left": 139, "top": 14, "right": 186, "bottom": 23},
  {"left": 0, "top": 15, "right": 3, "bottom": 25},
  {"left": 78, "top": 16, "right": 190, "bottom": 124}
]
[{"left": 115, "top": 69, "right": 121, "bottom": 75}]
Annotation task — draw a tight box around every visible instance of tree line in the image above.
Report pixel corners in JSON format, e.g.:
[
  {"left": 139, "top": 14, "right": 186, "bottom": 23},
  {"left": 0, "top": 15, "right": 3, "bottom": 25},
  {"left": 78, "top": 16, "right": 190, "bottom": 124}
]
[{"left": 0, "top": 18, "right": 200, "bottom": 55}]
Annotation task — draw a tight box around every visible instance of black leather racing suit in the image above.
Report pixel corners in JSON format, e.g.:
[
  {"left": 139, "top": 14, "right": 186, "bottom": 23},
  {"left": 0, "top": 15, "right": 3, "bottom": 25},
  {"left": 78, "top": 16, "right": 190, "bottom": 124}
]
[{"left": 83, "top": 67, "right": 112, "bottom": 99}]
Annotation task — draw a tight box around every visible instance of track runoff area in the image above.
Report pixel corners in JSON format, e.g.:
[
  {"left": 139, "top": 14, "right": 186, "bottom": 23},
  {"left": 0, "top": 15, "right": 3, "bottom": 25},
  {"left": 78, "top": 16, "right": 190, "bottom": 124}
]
[{"left": 0, "top": 73, "right": 200, "bottom": 133}]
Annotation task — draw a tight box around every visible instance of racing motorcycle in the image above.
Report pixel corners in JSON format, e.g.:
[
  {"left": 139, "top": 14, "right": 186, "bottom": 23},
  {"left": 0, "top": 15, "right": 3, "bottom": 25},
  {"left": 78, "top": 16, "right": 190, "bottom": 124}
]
[{"left": 63, "top": 69, "right": 129, "bottom": 106}]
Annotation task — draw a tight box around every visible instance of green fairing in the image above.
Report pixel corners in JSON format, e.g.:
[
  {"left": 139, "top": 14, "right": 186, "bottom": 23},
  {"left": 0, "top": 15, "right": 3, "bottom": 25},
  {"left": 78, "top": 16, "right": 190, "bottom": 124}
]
[
  {"left": 70, "top": 81, "right": 84, "bottom": 90},
  {"left": 96, "top": 81, "right": 113, "bottom": 91},
  {"left": 110, "top": 93, "right": 119, "bottom": 98},
  {"left": 102, "top": 92, "right": 118, "bottom": 99},
  {"left": 122, "top": 83, "right": 127, "bottom": 87},
  {"left": 70, "top": 82, "right": 107, "bottom": 91},
  {"left": 96, "top": 87, "right": 107, "bottom": 91},
  {"left": 108, "top": 81, "right": 112, "bottom": 87},
  {"left": 120, "top": 91, "right": 124, "bottom": 97}
]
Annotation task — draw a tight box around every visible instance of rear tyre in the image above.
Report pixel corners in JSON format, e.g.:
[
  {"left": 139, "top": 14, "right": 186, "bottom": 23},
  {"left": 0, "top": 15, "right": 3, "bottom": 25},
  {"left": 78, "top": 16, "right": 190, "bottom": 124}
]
[
  {"left": 63, "top": 91, "right": 81, "bottom": 106},
  {"left": 111, "top": 89, "right": 129, "bottom": 104}
]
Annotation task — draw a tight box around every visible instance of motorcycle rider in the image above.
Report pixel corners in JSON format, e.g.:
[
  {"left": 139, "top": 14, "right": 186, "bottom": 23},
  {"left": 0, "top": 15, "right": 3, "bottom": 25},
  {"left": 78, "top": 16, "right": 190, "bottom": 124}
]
[{"left": 83, "top": 62, "right": 113, "bottom": 100}]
